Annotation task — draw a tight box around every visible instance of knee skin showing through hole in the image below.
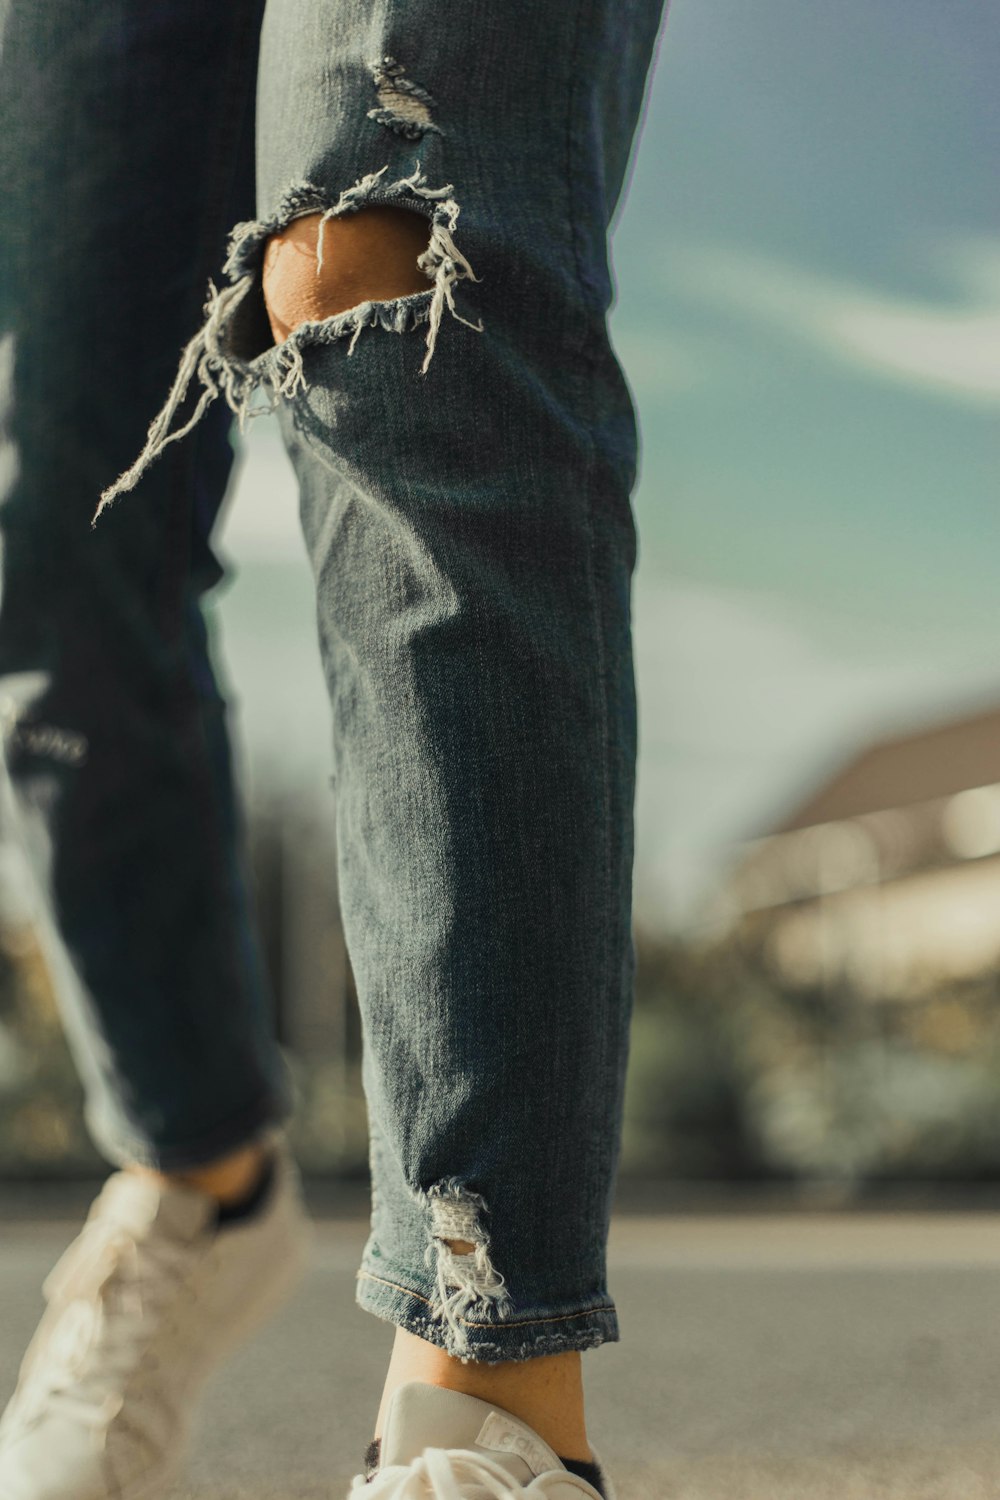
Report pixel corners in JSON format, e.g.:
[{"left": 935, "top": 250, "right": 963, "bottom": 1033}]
[{"left": 261, "top": 206, "right": 431, "bottom": 345}]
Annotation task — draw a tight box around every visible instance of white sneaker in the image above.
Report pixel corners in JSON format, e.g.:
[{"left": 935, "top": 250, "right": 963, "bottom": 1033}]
[
  {"left": 0, "top": 1138, "right": 311, "bottom": 1500},
  {"left": 352, "top": 1382, "right": 616, "bottom": 1498}
]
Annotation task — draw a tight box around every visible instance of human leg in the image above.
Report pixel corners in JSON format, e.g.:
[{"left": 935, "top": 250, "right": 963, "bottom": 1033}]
[
  {"left": 375, "top": 1331, "right": 590, "bottom": 1459},
  {"left": 96, "top": 0, "right": 668, "bottom": 1488},
  {"left": 0, "top": 0, "right": 288, "bottom": 1175},
  {"left": 0, "top": 6, "right": 309, "bottom": 1496},
  {"left": 251, "top": 0, "right": 668, "bottom": 1371}
]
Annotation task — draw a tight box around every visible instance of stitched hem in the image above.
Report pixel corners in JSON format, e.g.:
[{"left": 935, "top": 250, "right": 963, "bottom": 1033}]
[{"left": 356, "top": 1267, "right": 620, "bottom": 1363}]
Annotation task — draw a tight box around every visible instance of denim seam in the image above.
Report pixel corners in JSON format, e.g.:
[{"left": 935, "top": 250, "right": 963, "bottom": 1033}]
[
  {"left": 565, "top": 0, "right": 619, "bottom": 1238},
  {"left": 356, "top": 1270, "right": 615, "bottom": 1331}
]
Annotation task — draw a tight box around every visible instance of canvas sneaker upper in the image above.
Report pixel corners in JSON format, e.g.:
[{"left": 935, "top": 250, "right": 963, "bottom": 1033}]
[
  {"left": 352, "top": 1382, "right": 614, "bottom": 1500},
  {"left": 0, "top": 1140, "right": 311, "bottom": 1500}
]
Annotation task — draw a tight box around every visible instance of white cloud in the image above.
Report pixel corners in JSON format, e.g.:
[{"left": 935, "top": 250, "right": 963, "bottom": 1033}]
[{"left": 668, "top": 235, "right": 1000, "bottom": 407}]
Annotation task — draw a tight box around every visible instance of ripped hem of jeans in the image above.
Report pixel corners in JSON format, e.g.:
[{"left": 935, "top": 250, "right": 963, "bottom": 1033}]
[
  {"left": 93, "top": 162, "right": 482, "bottom": 524},
  {"left": 420, "top": 1177, "right": 513, "bottom": 1357},
  {"left": 355, "top": 1266, "right": 620, "bottom": 1364}
]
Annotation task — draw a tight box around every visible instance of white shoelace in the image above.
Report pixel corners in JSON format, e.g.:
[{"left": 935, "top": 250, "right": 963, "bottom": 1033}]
[{"left": 352, "top": 1447, "right": 534, "bottom": 1498}]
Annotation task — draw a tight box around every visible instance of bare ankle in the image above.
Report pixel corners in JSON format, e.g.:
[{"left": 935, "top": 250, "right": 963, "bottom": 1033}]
[
  {"left": 376, "top": 1328, "right": 592, "bottom": 1462},
  {"left": 131, "top": 1140, "right": 269, "bottom": 1208}
]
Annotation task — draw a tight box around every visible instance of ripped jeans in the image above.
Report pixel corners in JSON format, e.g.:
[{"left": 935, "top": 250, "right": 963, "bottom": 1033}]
[{"left": 0, "top": 0, "right": 666, "bottom": 1361}]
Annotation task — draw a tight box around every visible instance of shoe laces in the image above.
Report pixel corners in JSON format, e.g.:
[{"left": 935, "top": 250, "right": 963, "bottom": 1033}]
[
  {"left": 8, "top": 1205, "right": 205, "bottom": 1438},
  {"left": 352, "top": 1446, "right": 535, "bottom": 1498}
]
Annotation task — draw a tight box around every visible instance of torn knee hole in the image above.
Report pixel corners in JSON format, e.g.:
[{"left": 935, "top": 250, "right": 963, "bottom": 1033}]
[
  {"left": 93, "top": 165, "right": 483, "bottom": 522},
  {"left": 261, "top": 205, "right": 433, "bottom": 344}
]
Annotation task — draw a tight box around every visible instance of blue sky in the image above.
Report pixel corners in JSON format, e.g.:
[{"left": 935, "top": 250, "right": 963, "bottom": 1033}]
[
  {"left": 616, "top": 0, "right": 999, "bottom": 631},
  {"left": 613, "top": 0, "right": 1000, "bottom": 925},
  {"left": 214, "top": 0, "right": 1000, "bottom": 932}
]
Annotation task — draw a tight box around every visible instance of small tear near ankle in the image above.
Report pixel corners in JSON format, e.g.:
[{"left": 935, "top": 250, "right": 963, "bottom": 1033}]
[{"left": 423, "top": 1179, "right": 511, "bottom": 1357}]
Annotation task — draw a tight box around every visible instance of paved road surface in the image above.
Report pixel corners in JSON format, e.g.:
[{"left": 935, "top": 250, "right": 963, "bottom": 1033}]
[{"left": 4, "top": 1212, "right": 1000, "bottom": 1498}]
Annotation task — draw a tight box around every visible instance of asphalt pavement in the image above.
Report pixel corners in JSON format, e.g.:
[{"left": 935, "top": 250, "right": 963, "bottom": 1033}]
[{"left": 3, "top": 1209, "right": 1000, "bottom": 1498}]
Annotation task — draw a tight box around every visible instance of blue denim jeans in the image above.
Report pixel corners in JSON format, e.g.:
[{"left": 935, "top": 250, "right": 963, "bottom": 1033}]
[{"left": 0, "top": 0, "right": 666, "bottom": 1361}]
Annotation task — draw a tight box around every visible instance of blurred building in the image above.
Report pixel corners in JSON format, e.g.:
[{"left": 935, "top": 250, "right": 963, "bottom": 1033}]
[{"left": 712, "top": 699, "right": 1000, "bottom": 1001}]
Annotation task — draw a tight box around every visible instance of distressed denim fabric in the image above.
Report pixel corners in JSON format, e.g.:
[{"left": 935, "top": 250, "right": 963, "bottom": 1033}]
[{"left": 0, "top": 0, "right": 667, "bottom": 1361}]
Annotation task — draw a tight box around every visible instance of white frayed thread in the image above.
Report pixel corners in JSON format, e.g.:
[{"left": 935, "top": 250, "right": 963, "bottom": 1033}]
[
  {"left": 93, "top": 281, "right": 305, "bottom": 525},
  {"left": 315, "top": 163, "right": 483, "bottom": 375},
  {"left": 93, "top": 164, "right": 481, "bottom": 522},
  {"left": 92, "top": 278, "right": 250, "bottom": 525},
  {"left": 425, "top": 1181, "right": 512, "bottom": 1358},
  {"left": 390, "top": 164, "right": 485, "bottom": 373},
  {"left": 416, "top": 202, "right": 483, "bottom": 375}
]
